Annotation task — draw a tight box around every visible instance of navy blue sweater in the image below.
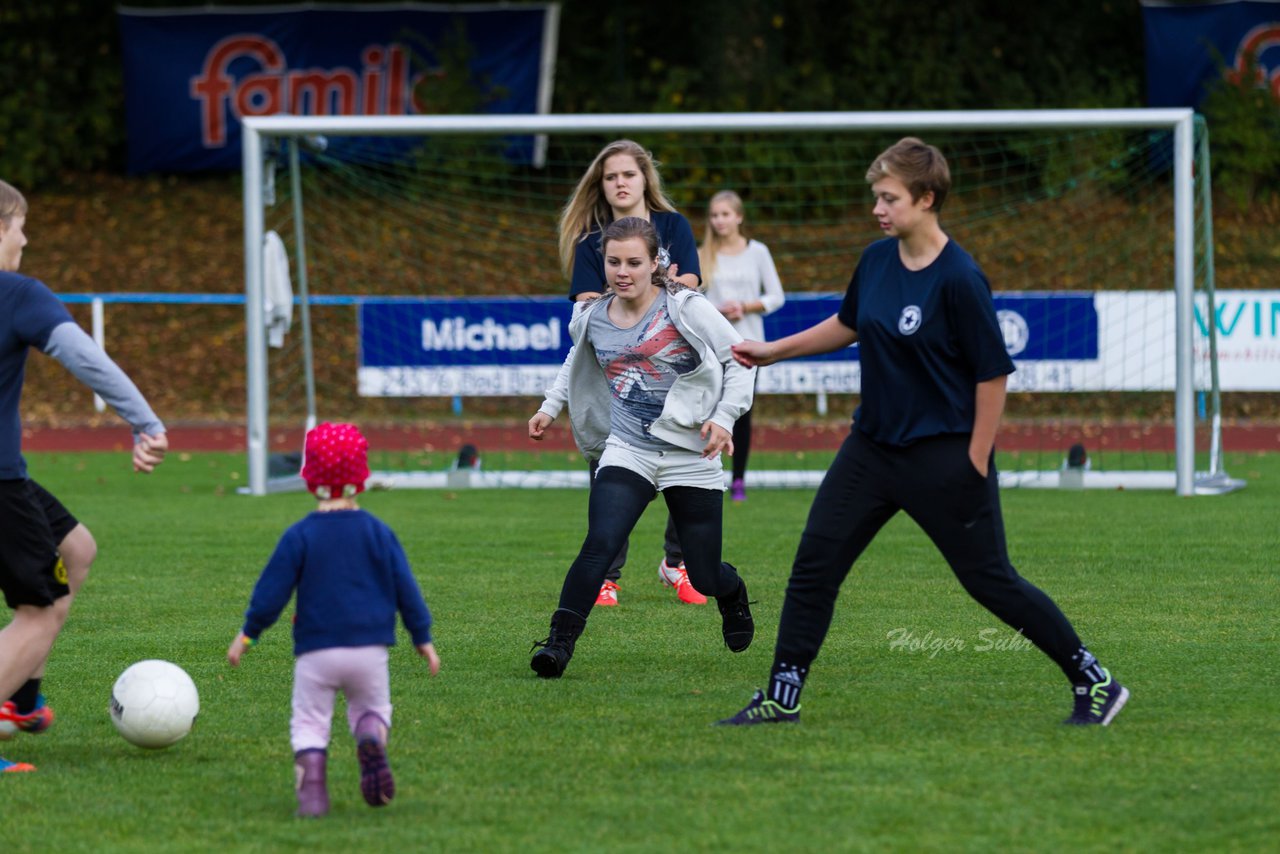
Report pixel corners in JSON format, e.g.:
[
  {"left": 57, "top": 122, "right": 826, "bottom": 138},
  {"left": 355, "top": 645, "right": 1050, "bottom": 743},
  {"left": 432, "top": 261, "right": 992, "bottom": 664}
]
[{"left": 241, "top": 509, "right": 433, "bottom": 656}]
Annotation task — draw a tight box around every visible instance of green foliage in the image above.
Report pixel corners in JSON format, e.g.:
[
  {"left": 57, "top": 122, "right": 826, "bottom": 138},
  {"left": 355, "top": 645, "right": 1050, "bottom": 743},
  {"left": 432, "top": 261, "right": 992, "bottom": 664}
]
[
  {"left": 0, "top": 3, "right": 124, "bottom": 188},
  {"left": 1201, "top": 50, "right": 1280, "bottom": 207},
  {"left": 5, "top": 450, "right": 1278, "bottom": 849}
]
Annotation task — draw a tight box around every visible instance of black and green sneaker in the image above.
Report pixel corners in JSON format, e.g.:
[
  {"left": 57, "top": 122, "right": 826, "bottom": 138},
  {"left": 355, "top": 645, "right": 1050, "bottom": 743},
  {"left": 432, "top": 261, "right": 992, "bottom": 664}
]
[
  {"left": 716, "top": 690, "right": 800, "bottom": 726},
  {"left": 1064, "top": 668, "right": 1130, "bottom": 726}
]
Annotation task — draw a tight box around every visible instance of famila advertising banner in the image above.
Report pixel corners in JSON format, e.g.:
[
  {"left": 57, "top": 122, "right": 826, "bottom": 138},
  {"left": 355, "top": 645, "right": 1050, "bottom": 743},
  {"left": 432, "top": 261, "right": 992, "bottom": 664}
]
[{"left": 118, "top": 3, "right": 560, "bottom": 173}]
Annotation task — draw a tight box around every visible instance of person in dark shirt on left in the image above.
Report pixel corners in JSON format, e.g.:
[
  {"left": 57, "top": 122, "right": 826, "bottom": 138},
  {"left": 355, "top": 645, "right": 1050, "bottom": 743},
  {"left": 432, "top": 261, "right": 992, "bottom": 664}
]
[
  {"left": 0, "top": 179, "right": 168, "bottom": 774},
  {"left": 227, "top": 422, "right": 440, "bottom": 818}
]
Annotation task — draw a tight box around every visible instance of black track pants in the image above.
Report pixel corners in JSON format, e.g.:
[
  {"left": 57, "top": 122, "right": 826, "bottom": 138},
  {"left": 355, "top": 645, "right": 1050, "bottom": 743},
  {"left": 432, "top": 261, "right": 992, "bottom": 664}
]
[{"left": 772, "top": 429, "right": 1085, "bottom": 681}]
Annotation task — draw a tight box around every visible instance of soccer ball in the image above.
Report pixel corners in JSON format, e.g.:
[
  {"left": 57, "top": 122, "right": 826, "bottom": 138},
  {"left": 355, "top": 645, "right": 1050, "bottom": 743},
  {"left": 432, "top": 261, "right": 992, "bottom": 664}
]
[{"left": 109, "top": 660, "right": 200, "bottom": 749}]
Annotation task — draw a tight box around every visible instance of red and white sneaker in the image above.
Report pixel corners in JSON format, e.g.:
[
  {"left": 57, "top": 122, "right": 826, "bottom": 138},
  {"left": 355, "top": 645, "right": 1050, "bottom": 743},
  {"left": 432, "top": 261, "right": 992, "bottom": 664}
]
[
  {"left": 658, "top": 559, "right": 707, "bottom": 605},
  {"left": 0, "top": 697, "right": 54, "bottom": 741},
  {"left": 595, "top": 580, "right": 619, "bottom": 607}
]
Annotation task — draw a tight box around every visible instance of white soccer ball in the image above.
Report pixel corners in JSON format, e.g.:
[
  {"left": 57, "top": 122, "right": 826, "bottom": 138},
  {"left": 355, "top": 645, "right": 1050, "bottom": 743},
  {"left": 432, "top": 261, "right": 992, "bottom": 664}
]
[{"left": 109, "top": 660, "right": 200, "bottom": 749}]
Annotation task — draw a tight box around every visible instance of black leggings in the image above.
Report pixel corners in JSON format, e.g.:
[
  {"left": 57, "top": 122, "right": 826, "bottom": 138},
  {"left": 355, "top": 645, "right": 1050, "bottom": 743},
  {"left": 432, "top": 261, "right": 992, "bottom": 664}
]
[
  {"left": 588, "top": 458, "right": 683, "bottom": 579},
  {"left": 772, "top": 429, "right": 1086, "bottom": 682},
  {"left": 731, "top": 406, "right": 753, "bottom": 481},
  {"left": 558, "top": 466, "right": 740, "bottom": 617}
]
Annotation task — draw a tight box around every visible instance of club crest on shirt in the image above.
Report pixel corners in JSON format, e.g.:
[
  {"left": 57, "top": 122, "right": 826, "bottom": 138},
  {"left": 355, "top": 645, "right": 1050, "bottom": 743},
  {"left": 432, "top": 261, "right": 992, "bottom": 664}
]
[{"left": 898, "top": 305, "right": 922, "bottom": 335}]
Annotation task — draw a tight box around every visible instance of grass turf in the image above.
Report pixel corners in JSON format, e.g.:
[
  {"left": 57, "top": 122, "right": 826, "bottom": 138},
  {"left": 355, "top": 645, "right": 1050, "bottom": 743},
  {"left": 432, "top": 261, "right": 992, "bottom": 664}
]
[{"left": 4, "top": 450, "right": 1277, "bottom": 852}]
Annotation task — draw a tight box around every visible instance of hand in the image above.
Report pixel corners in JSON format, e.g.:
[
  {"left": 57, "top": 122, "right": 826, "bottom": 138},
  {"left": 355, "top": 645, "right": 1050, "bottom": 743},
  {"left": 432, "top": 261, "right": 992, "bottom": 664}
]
[
  {"left": 968, "top": 447, "right": 989, "bottom": 478},
  {"left": 226, "top": 632, "right": 253, "bottom": 667},
  {"left": 418, "top": 642, "right": 441, "bottom": 676},
  {"left": 699, "top": 422, "right": 734, "bottom": 459},
  {"left": 528, "top": 412, "right": 554, "bottom": 440},
  {"left": 731, "top": 340, "right": 775, "bottom": 368},
  {"left": 133, "top": 432, "right": 168, "bottom": 473},
  {"left": 720, "top": 300, "right": 745, "bottom": 322}
]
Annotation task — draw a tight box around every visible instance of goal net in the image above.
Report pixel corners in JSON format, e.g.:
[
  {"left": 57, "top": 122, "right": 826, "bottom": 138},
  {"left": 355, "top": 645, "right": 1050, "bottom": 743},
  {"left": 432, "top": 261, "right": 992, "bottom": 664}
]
[{"left": 240, "top": 111, "right": 1241, "bottom": 496}]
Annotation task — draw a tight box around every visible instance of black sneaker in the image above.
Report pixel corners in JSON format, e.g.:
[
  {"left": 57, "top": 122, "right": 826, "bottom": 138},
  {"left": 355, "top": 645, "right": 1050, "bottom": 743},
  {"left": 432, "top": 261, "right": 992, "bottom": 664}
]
[
  {"left": 530, "top": 609, "right": 586, "bottom": 679},
  {"left": 716, "top": 689, "right": 800, "bottom": 726},
  {"left": 716, "top": 573, "right": 754, "bottom": 653},
  {"left": 1063, "top": 668, "right": 1130, "bottom": 726}
]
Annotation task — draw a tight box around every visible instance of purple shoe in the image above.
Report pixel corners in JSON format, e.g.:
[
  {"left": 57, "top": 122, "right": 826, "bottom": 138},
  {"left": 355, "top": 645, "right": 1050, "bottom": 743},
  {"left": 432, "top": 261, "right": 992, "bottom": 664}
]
[
  {"left": 294, "top": 749, "right": 329, "bottom": 818},
  {"left": 730, "top": 478, "right": 746, "bottom": 502},
  {"left": 358, "top": 739, "right": 395, "bottom": 806},
  {"left": 355, "top": 713, "right": 395, "bottom": 807}
]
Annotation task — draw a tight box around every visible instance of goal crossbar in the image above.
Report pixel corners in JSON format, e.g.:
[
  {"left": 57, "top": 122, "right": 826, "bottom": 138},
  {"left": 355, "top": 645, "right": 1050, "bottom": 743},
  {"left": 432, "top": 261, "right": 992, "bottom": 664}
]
[{"left": 241, "top": 109, "right": 1200, "bottom": 496}]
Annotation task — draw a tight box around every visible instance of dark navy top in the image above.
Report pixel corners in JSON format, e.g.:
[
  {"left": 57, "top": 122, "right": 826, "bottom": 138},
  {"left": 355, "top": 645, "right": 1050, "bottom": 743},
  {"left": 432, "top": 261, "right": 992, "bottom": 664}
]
[
  {"left": 0, "top": 273, "right": 75, "bottom": 479},
  {"left": 837, "top": 238, "right": 1014, "bottom": 447},
  {"left": 241, "top": 509, "right": 434, "bottom": 656},
  {"left": 568, "top": 210, "right": 701, "bottom": 300}
]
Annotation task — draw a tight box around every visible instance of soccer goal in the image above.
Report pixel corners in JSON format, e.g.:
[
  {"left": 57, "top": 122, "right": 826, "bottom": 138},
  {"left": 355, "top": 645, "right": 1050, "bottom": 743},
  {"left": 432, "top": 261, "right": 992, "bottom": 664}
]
[{"left": 240, "top": 110, "right": 1243, "bottom": 497}]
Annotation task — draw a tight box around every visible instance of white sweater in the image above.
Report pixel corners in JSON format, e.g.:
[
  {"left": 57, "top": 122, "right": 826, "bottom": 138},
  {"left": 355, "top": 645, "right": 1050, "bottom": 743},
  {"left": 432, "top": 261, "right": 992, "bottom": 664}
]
[
  {"left": 703, "top": 240, "right": 786, "bottom": 343},
  {"left": 538, "top": 287, "right": 756, "bottom": 461}
]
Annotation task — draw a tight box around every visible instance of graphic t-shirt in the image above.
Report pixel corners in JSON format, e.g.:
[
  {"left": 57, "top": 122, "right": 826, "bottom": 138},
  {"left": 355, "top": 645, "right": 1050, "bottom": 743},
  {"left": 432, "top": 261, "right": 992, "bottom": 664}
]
[{"left": 588, "top": 292, "right": 699, "bottom": 449}]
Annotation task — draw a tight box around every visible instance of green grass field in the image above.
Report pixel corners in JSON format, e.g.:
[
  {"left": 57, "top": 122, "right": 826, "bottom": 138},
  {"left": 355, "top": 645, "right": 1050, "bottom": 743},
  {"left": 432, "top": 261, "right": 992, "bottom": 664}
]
[{"left": 5, "top": 450, "right": 1277, "bottom": 852}]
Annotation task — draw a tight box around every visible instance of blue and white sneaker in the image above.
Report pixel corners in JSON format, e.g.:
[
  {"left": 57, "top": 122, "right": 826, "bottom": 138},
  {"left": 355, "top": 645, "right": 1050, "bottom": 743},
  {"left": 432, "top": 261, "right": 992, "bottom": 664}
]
[
  {"left": 1064, "top": 668, "right": 1130, "bottom": 726},
  {"left": 716, "top": 690, "right": 800, "bottom": 726}
]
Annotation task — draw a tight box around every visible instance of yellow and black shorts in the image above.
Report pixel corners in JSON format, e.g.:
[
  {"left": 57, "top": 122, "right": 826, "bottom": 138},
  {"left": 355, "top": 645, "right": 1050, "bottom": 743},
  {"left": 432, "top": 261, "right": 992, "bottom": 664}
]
[{"left": 0, "top": 479, "right": 78, "bottom": 608}]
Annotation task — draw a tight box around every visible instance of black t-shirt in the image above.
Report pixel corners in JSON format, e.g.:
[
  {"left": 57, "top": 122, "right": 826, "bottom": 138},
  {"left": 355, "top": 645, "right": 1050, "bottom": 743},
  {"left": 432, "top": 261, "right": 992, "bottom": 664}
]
[
  {"left": 837, "top": 237, "right": 1014, "bottom": 446},
  {"left": 567, "top": 210, "right": 701, "bottom": 300}
]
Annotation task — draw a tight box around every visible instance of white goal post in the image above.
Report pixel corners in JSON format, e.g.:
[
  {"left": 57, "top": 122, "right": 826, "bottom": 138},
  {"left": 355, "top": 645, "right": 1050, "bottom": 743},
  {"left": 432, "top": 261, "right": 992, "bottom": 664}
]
[{"left": 241, "top": 109, "right": 1212, "bottom": 497}]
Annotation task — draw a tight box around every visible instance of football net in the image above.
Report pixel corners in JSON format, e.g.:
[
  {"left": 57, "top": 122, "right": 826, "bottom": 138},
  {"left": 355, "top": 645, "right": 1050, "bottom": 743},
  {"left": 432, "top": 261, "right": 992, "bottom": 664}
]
[{"left": 240, "top": 111, "right": 1242, "bottom": 496}]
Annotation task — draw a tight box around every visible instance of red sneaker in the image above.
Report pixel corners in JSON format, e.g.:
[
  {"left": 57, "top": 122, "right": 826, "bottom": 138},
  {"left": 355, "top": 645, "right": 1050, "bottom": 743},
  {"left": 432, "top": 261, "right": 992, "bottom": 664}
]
[
  {"left": 0, "top": 756, "right": 36, "bottom": 773},
  {"left": 595, "top": 580, "right": 619, "bottom": 607},
  {"left": 658, "top": 559, "right": 707, "bottom": 605},
  {"left": 0, "top": 698, "right": 54, "bottom": 740}
]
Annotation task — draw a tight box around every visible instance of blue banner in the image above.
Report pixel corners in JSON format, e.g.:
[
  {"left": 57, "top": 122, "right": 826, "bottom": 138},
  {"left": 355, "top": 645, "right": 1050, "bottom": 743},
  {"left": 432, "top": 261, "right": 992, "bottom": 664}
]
[
  {"left": 118, "top": 3, "right": 558, "bottom": 173},
  {"left": 1142, "top": 0, "right": 1280, "bottom": 108},
  {"left": 356, "top": 293, "right": 1100, "bottom": 397}
]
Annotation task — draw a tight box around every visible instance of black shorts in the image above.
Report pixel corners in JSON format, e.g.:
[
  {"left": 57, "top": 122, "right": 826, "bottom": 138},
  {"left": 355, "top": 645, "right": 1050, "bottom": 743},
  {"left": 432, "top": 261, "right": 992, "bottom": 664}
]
[{"left": 0, "top": 479, "right": 78, "bottom": 608}]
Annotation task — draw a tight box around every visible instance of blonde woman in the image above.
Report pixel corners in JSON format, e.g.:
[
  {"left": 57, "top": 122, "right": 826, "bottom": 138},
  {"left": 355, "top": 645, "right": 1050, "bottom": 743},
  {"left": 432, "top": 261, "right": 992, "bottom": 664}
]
[
  {"left": 699, "top": 190, "right": 785, "bottom": 501},
  {"left": 551, "top": 140, "right": 704, "bottom": 606}
]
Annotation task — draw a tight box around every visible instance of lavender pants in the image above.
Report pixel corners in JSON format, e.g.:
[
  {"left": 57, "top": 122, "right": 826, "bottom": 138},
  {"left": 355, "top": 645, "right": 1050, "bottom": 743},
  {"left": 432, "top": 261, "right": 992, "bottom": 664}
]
[{"left": 291, "top": 645, "right": 392, "bottom": 753}]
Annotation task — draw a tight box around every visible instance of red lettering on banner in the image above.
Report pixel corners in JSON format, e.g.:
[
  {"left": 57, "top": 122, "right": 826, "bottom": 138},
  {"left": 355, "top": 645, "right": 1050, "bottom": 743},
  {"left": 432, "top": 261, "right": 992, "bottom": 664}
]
[
  {"left": 1229, "top": 23, "right": 1280, "bottom": 98},
  {"left": 191, "top": 35, "right": 285, "bottom": 147},
  {"left": 388, "top": 46, "right": 409, "bottom": 115},
  {"left": 289, "top": 70, "right": 358, "bottom": 115},
  {"left": 190, "top": 37, "right": 418, "bottom": 147},
  {"left": 236, "top": 72, "right": 284, "bottom": 118},
  {"left": 362, "top": 47, "right": 385, "bottom": 114}
]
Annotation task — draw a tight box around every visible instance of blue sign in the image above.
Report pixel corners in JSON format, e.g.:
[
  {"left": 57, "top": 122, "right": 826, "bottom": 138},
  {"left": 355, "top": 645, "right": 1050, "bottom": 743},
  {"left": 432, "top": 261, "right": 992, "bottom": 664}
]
[
  {"left": 1142, "top": 0, "right": 1280, "bottom": 108},
  {"left": 118, "top": 3, "right": 558, "bottom": 173},
  {"left": 356, "top": 293, "right": 1100, "bottom": 397}
]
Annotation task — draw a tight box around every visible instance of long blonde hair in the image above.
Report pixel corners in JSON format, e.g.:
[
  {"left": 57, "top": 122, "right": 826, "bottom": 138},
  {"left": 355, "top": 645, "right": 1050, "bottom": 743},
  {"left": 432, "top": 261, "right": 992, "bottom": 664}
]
[
  {"left": 698, "top": 189, "right": 745, "bottom": 289},
  {"left": 557, "top": 140, "right": 676, "bottom": 280}
]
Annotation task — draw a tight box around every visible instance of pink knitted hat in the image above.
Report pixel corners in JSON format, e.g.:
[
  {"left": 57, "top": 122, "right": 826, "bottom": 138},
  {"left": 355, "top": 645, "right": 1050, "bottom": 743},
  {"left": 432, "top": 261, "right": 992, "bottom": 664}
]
[{"left": 301, "top": 422, "right": 369, "bottom": 498}]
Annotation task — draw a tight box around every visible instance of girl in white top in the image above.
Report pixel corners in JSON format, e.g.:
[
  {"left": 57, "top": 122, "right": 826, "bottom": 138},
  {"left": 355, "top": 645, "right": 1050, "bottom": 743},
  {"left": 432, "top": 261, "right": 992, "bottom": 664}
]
[{"left": 699, "top": 191, "right": 786, "bottom": 501}]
